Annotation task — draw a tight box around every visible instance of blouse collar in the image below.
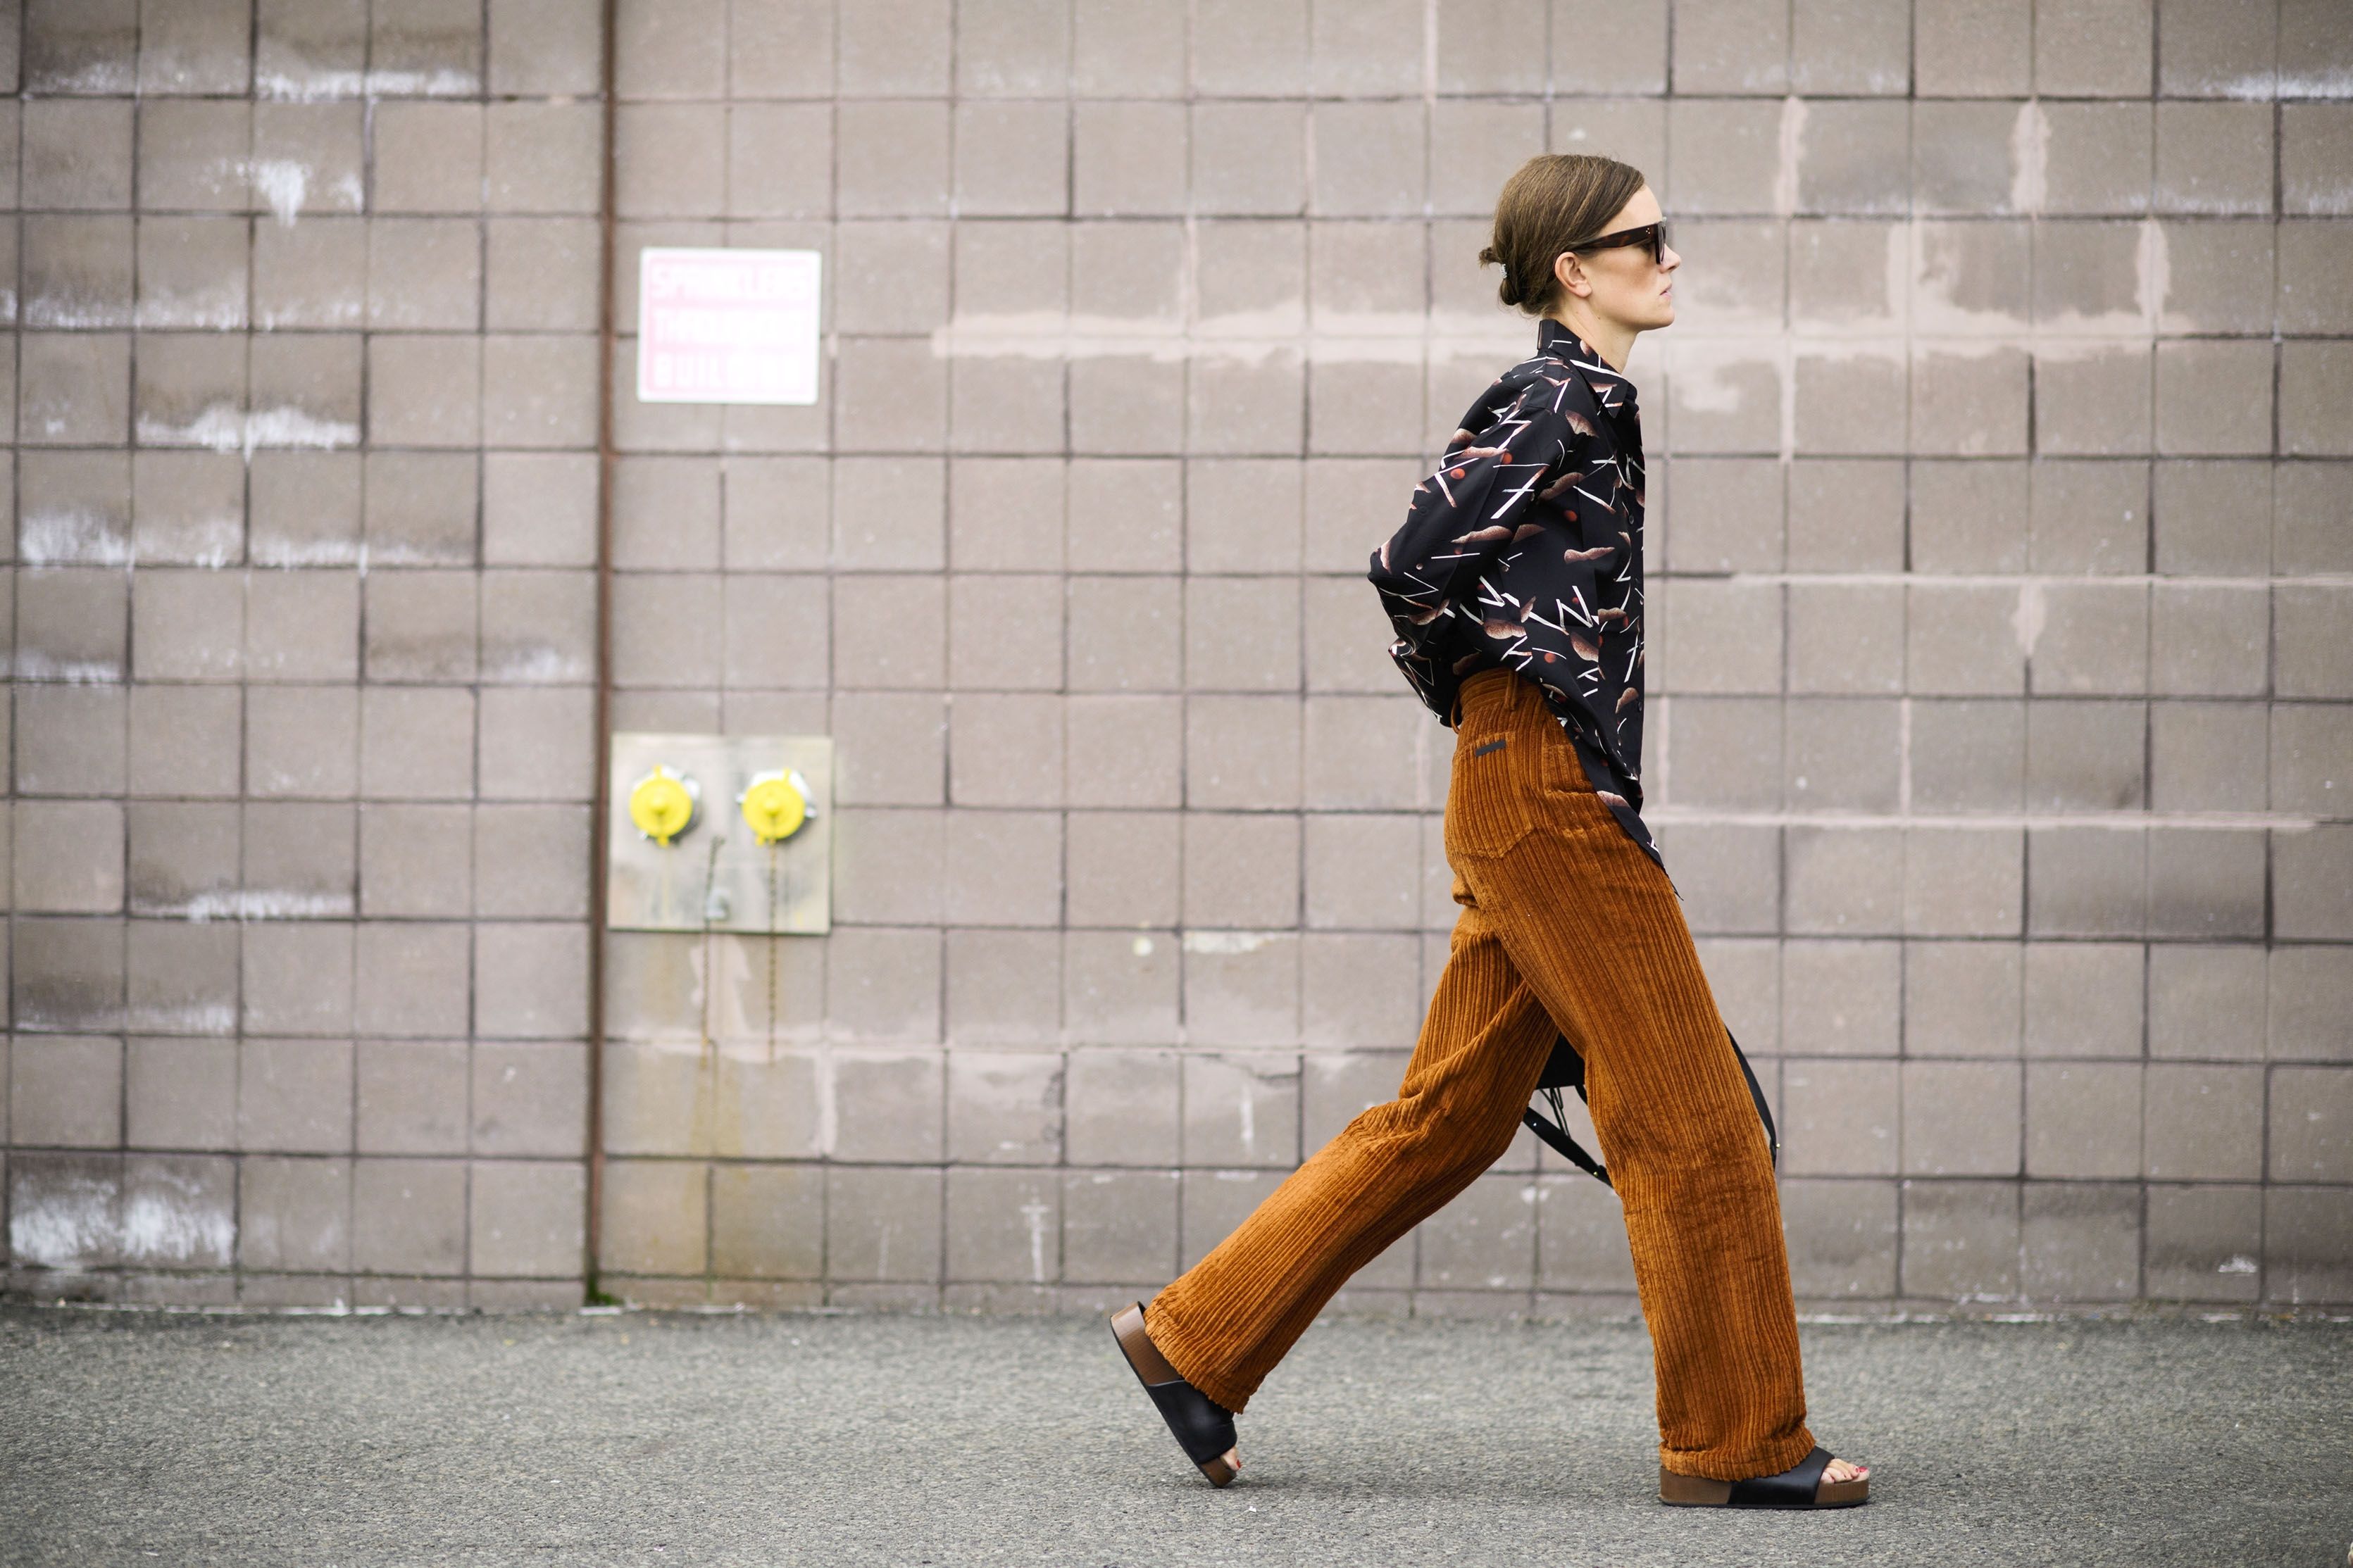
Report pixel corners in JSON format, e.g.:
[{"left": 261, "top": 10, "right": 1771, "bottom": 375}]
[{"left": 1536, "top": 316, "right": 1640, "bottom": 425}]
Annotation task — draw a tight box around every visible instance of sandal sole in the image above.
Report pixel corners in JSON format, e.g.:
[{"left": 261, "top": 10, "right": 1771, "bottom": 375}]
[{"left": 1659, "top": 1466, "right": 1868, "bottom": 1508}]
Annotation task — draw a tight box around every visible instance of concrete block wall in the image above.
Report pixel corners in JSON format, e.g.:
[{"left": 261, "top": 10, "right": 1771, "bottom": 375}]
[
  {"left": 1, "top": 0, "right": 601, "bottom": 1310},
  {"left": 6, "top": 0, "right": 2350, "bottom": 1315}
]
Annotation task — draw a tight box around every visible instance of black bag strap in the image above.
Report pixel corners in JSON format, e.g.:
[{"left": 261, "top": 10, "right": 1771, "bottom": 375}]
[
  {"left": 1521, "top": 1029, "right": 1777, "bottom": 1190},
  {"left": 1523, "top": 1086, "right": 1610, "bottom": 1183}
]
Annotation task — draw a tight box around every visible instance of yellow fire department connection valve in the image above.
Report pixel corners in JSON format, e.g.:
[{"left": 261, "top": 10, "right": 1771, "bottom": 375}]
[
  {"left": 627, "top": 765, "right": 700, "bottom": 845},
  {"left": 737, "top": 768, "right": 814, "bottom": 845}
]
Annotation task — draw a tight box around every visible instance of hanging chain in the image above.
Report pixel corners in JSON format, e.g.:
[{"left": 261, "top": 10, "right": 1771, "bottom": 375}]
[
  {"left": 697, "top": 834, "right": 726, "bottom": 1057},
  {"left": 764, "top": 841, "right": 782, "bottom": 1064}
]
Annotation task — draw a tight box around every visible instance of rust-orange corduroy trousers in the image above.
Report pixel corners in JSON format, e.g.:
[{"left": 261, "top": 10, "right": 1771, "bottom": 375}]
[{"left": 1145, "top": 666, "right": 1816, "bottom": 1482}]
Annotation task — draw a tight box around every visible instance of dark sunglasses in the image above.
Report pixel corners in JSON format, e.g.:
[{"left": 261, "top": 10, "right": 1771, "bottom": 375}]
[{"left": 1564, "top": 220, "right": 1671, "bottom": 266}]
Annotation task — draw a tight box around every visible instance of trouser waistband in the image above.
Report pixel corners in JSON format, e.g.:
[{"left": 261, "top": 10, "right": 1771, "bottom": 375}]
[{"left": 1452, "top": 665, "right": 1533, "bottom": 727}]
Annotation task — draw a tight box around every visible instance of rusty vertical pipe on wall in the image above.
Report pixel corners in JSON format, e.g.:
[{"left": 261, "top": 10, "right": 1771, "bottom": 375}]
[{"left": 583, "top": 0, "right": 620, "bottom": 1300}]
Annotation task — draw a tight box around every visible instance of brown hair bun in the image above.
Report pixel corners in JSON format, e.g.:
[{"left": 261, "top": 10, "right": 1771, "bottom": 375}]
[{"left": 1480, "top": 153, "right": 1648, "bottom": 316}]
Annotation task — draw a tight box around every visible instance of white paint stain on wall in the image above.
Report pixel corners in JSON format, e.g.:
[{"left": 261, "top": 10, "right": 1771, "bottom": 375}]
[
  {"left": 248, "top": 158, "right": 313, "bottom": 225},
  {"left": 2011, "top": 579, "right": 2048, "bottom": 662},
  {"left": 23, "top": 299, "right": 135, "bottom": 330},
  {"left": 1021, "top": 1198, "right": 1051, "bottom": 1284},
  {"left": 121, "top": 1002, "right": 239, "bottom": 1037},
  {"left": 2221, "top": 69, "right": 2353, "bottom": 99},
  {"left": 253, "top": 537, "right": 366, "bottom": 568},
  {"left": 682, "top": 932, "right": 768, "bottom": 1043},
  {"left": 480, "top": 645, "right": 593, "bottom": 684},
  {"left": 9, "top": 1172, "right": 118, "bottom": 1268},
  {"left": 255, "top": 68, "right": 480, "bottom": 101},
  {"left": 149, "top": 520, "right": 246, "bottom": 570},
  {"left": 2009, "top": 101, "right": 2049, "bottom": 215},
  {"left": 1774, "top": 96, "right": 1807, "bottom": 215},
  {"left": 176, "top": 889, "right": 358, "bottom": 922},
  {"left": 813, "top": 1050, "right": 840, "bottom": 1158},
  {"left": 254, "top": 68, "right": 367, "bottom": 101},
  {"left": 362, "top": 67, "right": 482, "bottom": 98},
  {"left": 135, "top": 405, "right": 361, "bottom": 459},
  {"left": 8, "top": 653, "right": 123, "bottom": 683},
  {"left": 18, "top": 510, "right": 134, "bottom": 567},
  {"left": 244, "top": 160, "right": 363, "bottom": 225},
  {"left": 35, "top": 62, "right": 137, "bottom": 94},
  {"left": 1182, "top": 931, "right": 1276, "bottom": 955},
  {"left": 2135, "top": 218, "right": 2173, "bottom": 330},
  {"left": 256, "top": 295, "right": 365, "bottom": 332},
  {"left": 8, "top": 1162, "right": 234, "bottom": 1271},
  {"left": 121, "top": 1173, "right": 237, "bottom": 1267}
]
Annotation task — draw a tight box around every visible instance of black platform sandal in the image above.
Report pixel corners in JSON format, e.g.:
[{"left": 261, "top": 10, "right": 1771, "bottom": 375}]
[
  {"left": 1109, "top": 1303, "right": 1239, "bottom": 1487},
  {"left": 1659, "top": 1446, "right": 1869, "bottom": 1509}
]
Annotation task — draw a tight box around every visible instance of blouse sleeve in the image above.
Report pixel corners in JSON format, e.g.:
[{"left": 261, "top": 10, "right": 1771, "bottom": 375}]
[{"left": 1367, "top": 369, "right": 1595, "bottom": 650}]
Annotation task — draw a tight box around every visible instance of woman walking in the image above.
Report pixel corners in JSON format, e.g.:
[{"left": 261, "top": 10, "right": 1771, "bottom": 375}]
[{"left": 1110, "top": 153, "right": 1870, "bottom": 1510}]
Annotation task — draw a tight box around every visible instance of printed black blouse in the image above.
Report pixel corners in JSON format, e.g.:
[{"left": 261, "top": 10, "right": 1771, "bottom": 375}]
[{"left": 1368, "top": 318, "right": 1659, "bottom": 866}]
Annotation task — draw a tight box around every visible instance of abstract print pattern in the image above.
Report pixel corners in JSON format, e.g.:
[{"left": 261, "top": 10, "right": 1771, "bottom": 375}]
[{"left": 1368, "top": 319, "right": 1660, "bottom": 866}]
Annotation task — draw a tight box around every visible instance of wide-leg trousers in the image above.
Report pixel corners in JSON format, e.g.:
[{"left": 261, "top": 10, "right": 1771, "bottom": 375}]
[{"left": 1144, "top": 665, "right": 1816, "bottom": 1481}]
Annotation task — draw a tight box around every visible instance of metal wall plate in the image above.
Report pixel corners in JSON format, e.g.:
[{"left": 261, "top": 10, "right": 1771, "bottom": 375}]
[{"left": 607, "top": 732, "right": 833, "bottom": 934}]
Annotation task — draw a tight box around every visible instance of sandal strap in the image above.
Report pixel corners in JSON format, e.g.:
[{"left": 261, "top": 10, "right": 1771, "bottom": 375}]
[
  {"left": 1725, "top": 1446, "right": 1833, "bottom": 1507},
  {"left": 1142, "top": 1376, "right": 1239, "bottom": 1467}
]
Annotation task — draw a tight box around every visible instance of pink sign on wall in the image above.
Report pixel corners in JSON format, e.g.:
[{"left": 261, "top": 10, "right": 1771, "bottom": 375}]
[{"left": 636, "top": 247, "right": 823, "bottom": 406}]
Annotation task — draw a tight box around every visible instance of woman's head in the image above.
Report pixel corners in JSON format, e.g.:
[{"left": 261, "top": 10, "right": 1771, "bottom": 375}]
[{"left": 1480, "top": 153, "right": 1680, "bottom": 344}]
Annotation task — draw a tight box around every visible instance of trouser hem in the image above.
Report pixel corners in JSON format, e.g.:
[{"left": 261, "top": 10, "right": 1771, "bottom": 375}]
[
  {"left": 1659, "top": 1425, "right": 1820, "bottom": 1484},
  {"left": 1140, "top": 1296, "right": 1256, "bottom": 1415}
]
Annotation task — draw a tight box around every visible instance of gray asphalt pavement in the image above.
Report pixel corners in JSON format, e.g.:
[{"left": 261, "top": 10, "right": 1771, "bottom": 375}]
[{"left": 2, "top": 1304, "right": 2347, "bottom": 1567}]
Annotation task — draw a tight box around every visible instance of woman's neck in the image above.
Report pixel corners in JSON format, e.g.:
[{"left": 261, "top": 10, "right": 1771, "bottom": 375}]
[{"left": 1546, "top": 306, "right": 1635, "bottom": 372}]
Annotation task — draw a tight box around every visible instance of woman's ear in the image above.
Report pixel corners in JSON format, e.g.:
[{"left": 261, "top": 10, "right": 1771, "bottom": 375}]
[{"left": 1552, "top": 251, "right": 1592, "bottom": 301}]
